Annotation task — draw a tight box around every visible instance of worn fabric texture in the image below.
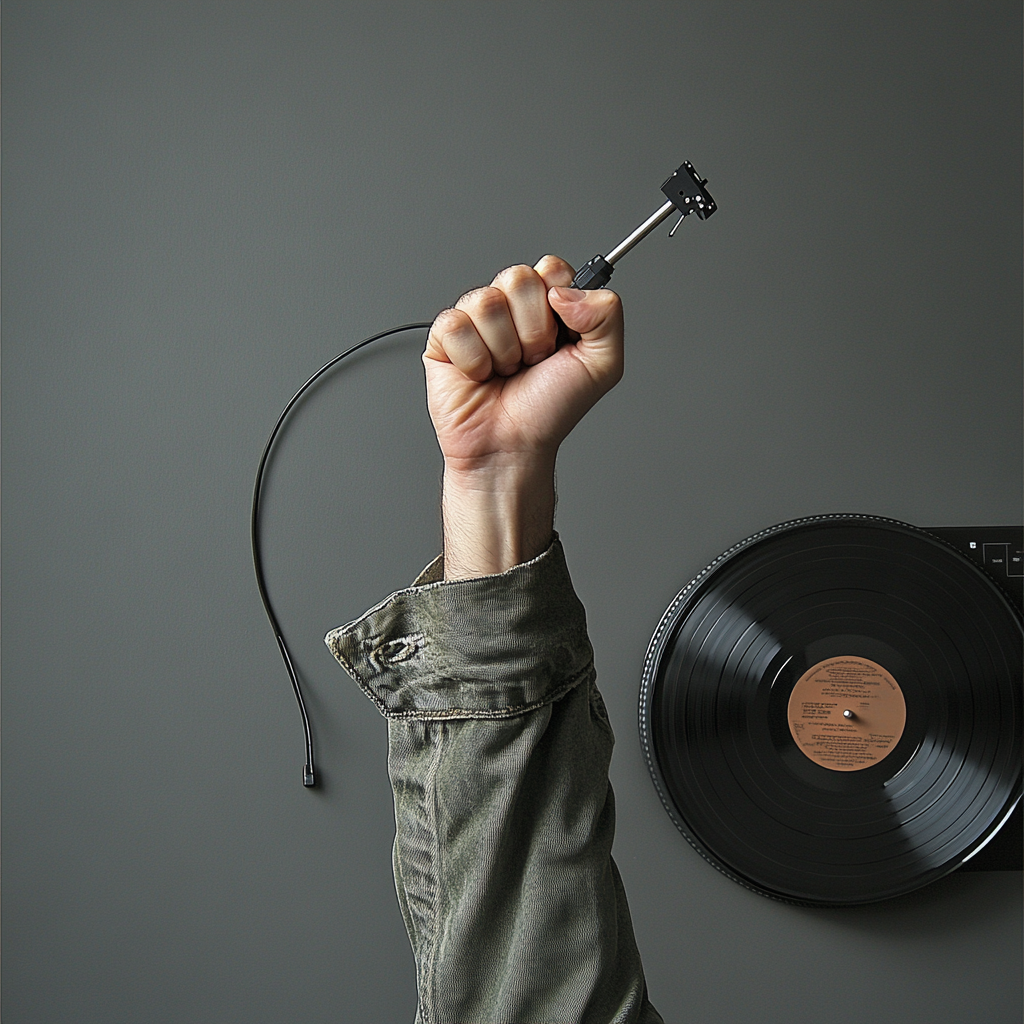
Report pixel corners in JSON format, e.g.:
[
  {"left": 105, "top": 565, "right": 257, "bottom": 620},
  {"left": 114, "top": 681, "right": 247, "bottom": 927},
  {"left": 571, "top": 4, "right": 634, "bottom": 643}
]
[{"left": 326, "top": 537, "right": 663, "bottom": 1024}]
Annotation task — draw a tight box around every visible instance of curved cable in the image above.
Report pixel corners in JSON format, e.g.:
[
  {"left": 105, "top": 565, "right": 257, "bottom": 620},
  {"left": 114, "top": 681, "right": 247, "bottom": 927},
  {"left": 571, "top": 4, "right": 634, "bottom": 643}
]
[{"left": 251, "top": 322, "right": 433, "bottom": 787}]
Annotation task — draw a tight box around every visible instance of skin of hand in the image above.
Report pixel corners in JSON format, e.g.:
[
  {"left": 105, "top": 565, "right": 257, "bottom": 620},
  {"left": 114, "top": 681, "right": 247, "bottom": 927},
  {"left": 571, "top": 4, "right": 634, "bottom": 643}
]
[{"left": 423, "top": 254, "right": 624, "bottom": 580}]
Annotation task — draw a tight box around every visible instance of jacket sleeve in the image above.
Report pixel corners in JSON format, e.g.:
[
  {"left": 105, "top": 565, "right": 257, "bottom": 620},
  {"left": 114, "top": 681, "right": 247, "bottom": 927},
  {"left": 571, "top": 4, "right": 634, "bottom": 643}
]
[{"left": 325, "top": 536, "right": 664, "bottom": 1024}]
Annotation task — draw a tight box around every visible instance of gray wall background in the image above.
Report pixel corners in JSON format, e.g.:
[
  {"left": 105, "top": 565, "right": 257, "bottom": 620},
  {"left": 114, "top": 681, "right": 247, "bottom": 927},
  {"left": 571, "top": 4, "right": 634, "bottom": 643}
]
[{"left": 4, "top": 2, "right": 1021, "bottom": 1022}]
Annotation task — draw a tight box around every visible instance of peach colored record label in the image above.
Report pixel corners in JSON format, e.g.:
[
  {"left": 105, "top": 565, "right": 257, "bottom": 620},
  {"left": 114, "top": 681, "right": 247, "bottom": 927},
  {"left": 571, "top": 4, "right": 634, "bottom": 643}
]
[{"left": 787, "top": 656, "right": 906, "bottom": 771}]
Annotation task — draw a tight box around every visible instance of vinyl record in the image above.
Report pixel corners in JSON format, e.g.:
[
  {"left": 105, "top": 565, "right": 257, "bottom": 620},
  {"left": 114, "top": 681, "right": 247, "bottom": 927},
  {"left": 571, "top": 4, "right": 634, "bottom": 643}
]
[{"left": 639, "top": 515, "right": 1023, "bottom": 906}]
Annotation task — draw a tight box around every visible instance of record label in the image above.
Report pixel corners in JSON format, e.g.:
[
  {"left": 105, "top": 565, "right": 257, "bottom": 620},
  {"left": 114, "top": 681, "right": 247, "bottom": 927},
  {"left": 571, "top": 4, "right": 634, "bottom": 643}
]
[{"left": 787, "top": 656, "right": 906, "bottom": 771}]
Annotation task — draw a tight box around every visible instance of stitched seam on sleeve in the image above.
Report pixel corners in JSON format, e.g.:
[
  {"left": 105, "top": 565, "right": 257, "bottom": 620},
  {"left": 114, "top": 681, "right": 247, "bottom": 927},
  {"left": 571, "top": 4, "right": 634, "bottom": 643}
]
[
  {"left": 324, "top": 631, "right": 390, "bottom": 717},
  {"left": 380, "top": 660, "right": 596, "bottom": 721},
  {"left": 327, "top": 628, "right": 594, "bottom": 722},
  {"left": 421, "top": 721, "right": 446, "bottom": 1024}
]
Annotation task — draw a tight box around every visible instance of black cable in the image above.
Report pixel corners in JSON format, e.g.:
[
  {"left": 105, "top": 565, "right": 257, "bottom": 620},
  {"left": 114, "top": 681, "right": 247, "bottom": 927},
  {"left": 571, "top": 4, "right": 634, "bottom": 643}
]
[
  {"left": 251, "top": 322, "right": 433, "bottom": 787},
  {"left": 253, "top": 160, "right": 716, "bottom": 788}
]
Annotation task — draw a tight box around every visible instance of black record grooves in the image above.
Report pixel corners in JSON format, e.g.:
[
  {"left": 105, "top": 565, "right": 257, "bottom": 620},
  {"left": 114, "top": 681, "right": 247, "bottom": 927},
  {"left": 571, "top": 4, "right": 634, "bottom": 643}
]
[{"left": 639, "top": 515, "right": 1023, "bottom": 906}]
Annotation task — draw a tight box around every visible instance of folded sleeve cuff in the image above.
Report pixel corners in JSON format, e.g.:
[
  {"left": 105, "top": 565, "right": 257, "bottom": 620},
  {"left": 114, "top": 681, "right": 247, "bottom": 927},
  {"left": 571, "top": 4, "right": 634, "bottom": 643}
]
[{"left": 324, "top": 535, "right": 594, "bottom": 720}]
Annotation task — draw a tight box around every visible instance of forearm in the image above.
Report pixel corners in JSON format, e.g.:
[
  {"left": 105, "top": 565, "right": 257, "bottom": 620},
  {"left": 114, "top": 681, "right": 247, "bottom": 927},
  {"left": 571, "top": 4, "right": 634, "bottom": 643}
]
[{"left": 440, "top": 454, "right": 556, "bottom": 580}]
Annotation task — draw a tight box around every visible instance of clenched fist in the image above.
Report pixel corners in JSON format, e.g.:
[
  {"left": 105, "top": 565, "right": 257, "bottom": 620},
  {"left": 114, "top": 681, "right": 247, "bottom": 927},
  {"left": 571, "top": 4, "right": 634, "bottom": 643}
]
[{"left": 424, "top": 255, "right": 624, "bottom": 579}]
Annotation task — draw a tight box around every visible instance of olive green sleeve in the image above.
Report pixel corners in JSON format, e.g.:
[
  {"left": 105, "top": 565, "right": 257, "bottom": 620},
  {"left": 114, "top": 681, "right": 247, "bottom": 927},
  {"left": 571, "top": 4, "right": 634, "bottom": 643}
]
[{"left": 326, "top": 537, "right": 663, "bottom": 1024}]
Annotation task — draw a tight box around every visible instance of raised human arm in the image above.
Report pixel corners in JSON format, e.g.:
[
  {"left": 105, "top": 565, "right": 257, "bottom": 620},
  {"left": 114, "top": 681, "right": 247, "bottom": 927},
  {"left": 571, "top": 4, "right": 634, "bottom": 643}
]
[
  {"left": 423, "top": 254, "right": 623, "bottom": 578},
  {"left": 326, "top": 257, "right": 662, "bottom": 1023}
]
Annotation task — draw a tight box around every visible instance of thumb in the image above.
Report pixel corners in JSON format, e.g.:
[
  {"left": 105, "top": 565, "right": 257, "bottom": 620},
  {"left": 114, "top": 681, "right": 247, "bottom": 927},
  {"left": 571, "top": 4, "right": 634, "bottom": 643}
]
[
  {"left": 548, "top": 286, "right": 624, "bottom": 388},
  {"left": 549, "top": 286, "right": 621, "bottom": 337}
]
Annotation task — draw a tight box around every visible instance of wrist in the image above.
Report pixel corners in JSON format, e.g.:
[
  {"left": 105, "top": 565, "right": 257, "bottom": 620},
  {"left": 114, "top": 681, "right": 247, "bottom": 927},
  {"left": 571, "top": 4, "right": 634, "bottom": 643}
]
[{"left": 441, "top": 454, "right": 557, "bottom": 580}]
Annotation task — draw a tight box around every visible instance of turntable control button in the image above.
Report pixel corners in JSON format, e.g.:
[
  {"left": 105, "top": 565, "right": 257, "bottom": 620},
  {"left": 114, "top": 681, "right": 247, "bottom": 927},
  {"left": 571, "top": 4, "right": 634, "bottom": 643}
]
[
  {"left": 983, "top": 543, "right": 1009, "bottom": 576},
  {"left": 1007, "top": 550, "right": 1024, "bottom": 578}
]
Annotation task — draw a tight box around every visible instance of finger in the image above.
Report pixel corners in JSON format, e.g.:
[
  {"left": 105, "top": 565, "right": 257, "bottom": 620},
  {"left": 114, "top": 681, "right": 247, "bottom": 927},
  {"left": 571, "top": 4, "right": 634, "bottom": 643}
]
[
  {"left": 547, "top": 286, "right": 624, "bottom": 391},
  {"left": 533, "top": 255, "right": 580, "bottom": 346},
  {"left": 533, "top": 254, "right": 575, "bottom": 290},
  {"left": 491, "top": 264, "right": 555, "bottom": 367},
  {"left": 425, "top": 307, "right": 494, "bottom": 382},
  {"left": 454, "top": 286, "right": 522, "bottom": 377}
]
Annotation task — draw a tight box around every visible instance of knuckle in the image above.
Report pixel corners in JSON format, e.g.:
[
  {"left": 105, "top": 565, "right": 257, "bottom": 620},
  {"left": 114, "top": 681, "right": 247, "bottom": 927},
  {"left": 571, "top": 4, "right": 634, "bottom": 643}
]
[
  {"left": 537, "top": 253, "right": 573, "bottom": 276},
  {"left": 495, "top": 263, "right": 537, "bottom": 290},
  {"left": 457, "top": 285, "right": 506, "bottom": 319},
  {"left": 476, "top": 286, "right": 508, "bottom": 316},
  {"left": 456, "top": 286, "right": 507, "bottom": 321},
  {"left": 432, "top": 305, "right": 465, "bottom": 331},
  {"left": 428, "top": 307, "right": 467, "bottom": 345}
]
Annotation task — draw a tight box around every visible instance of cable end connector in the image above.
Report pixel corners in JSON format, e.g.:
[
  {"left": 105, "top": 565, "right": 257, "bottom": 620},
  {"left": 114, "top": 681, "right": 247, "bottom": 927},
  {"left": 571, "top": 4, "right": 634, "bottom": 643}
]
[
  {"left": 303, "top": 766, "right": 316, "bottom": 787},
  {"left": 570, "top": 254, "right": 614, "bottom": 290}
]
